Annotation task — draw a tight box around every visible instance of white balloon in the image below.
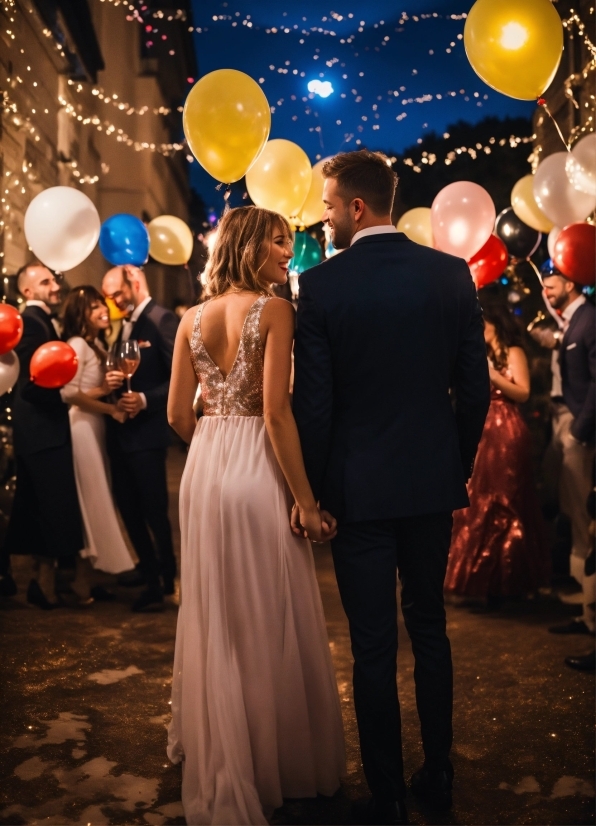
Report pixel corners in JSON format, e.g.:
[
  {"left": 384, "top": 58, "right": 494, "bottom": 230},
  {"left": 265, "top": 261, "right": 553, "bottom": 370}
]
[
  {"left": 24, "top": 187, "right": 100, "bottom": 272},
  {"left": 547, "top": 225, "right": 561, "bottom": 260},
  {"left": 533, "top": 152, "right": 596, "bottom": 228},
  {"left": 0, "top": 351, "right": 19, "bottom": 395},
  {"left": 566, "top": 134, "right": 596, "bottom": 197}
]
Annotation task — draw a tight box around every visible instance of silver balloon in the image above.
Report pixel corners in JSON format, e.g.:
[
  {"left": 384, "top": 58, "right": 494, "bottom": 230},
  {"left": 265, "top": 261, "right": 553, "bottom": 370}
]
[
  {"left": 566, "top": 134, "right": 596, "bottom": 197},
  {"left": 0, "top": 351, "right": 19, "bottom": 395},
  {"left": 533, "top": 152, "right": 596, "bottom": 228},
  {"left": 547, "top": 225, "right": 561, "bottom": 259}
]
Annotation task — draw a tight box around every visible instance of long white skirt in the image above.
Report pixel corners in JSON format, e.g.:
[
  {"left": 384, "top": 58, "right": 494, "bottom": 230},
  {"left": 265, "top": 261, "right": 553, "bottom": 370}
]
[
  {"left": 167, "top": 415, "right": 345, "bottom": 825},
  {"left": 69, "top": 407, "right": 134, "bottom": 574}
]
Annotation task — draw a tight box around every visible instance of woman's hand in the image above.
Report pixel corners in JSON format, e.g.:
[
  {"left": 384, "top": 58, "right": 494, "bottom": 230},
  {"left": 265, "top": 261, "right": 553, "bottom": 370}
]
[
  {"left": 488, "top": 365, "right": 500, "bottom": 384},
  {"left": 111, "top": 407, "right": 128, "bottom": 424},
  {"left": 291, "top": 504, "right": 338, "bottom": 543},
  {"left": 104, "top": 370, "right": 125, "bottom": 392}
]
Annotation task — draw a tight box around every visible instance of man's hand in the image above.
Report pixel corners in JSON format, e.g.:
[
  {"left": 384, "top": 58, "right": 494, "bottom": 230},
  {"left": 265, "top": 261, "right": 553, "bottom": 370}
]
[
  {"left": 319, "top": 509, "right": 338, "bottom": 541},
  {"left": 103, "top": 370, "right": 125, "bottom": 393},
  {"left": 290, "top": 504, "right": 338, "bottom": 542},
  {"left": 529, "top": 327, "right": 559, "bottom": 349},
  {"left": 117, "top": 392, "right": 145, "bottom": 418}
]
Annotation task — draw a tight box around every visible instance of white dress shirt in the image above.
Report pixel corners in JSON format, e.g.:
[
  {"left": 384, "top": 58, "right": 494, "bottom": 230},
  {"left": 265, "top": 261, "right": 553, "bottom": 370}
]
[
  {"left": 351, "top": 225, "right": 398, "bottom": 246},
  {"left": 551, "top": 294, "right": 586, "bottom": 398}
]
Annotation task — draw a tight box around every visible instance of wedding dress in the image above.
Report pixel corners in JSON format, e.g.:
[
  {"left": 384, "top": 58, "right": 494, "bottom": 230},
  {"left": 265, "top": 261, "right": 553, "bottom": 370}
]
[
  {"left": 60, "top": 337, "right": 134, "bottom": 574},
  {"left": 167, "top": 296, "right": 345, "bottom": 825}
]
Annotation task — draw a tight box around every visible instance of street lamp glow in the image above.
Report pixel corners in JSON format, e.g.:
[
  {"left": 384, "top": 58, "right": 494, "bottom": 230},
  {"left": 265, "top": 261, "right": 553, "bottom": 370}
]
[{"left": 307, "top": 79, "right": 334, "bottom": 98}]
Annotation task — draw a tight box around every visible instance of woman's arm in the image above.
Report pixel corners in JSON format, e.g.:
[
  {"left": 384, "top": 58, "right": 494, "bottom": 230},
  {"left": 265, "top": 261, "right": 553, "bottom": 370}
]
[
  {"left": 262, "top": 298, "right": 329, "bottom": 542},
  {"left": 489, "top": 346, "right": 530, "bottom": 403},
  {"left": 64, "top": 390, "right": 120, "bottom": 417},
  {"left": 167, "top": 307, "right": 199, "bottom": 444},
  {"left": 60, "top": 338, "right": 122, "bottom": 417}
]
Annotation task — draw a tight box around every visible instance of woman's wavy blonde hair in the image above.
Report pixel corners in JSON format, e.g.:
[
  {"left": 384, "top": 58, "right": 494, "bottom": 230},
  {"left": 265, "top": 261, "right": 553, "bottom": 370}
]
[{"left": 204, "top": 206, "right": 293, "bottom": 297}]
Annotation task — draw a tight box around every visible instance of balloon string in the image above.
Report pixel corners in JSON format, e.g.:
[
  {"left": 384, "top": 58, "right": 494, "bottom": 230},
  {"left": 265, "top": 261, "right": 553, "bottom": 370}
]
[
  {"left": 537, "top": 99, "right": 571, "bottom": 152},
  {"left": 526, "top": 257, "right": 544, "bottom": 287}
]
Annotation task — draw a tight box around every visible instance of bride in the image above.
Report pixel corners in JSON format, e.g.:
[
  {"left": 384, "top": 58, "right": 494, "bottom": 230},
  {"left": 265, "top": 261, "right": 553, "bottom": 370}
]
[
  {"left": 61, "top": 286, "right": 134, "bottom": 600},
  {"left": 167, "top": 206, "right": 346, "bottom": 825}
]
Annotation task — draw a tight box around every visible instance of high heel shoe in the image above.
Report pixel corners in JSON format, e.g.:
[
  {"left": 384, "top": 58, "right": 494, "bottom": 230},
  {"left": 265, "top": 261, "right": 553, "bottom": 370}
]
[{"left": 26, "top": 579, "right": 57, "bottom": 611}]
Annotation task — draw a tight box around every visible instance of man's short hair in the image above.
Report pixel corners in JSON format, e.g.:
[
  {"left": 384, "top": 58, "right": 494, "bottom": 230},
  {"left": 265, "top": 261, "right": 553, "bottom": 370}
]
[
  {"left": 16, "top": 260, "right": 43, "bottom": 295},
  {"left": 322, "top": 150, "right": 398, "bottom": 215}
]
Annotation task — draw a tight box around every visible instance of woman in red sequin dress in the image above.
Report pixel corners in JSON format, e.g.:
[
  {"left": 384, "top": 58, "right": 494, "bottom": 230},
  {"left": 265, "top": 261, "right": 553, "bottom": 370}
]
[{"left": 445, "top": 304, "right": 547, "bottom": 604}]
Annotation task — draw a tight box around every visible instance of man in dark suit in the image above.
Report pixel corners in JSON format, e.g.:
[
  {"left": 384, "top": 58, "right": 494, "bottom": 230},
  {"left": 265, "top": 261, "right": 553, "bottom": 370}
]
[
  {"left": 102, "top": 265, "right": 178, "bottom": 612},
  {"left": 3, "top": 264, "right": 83, "bottom": 608},
  {"left": 531, "top": 271, "right": 595, "bottom": 637},
  {"left": 293, "top": 150, "right": 490, "bottom": 824}
]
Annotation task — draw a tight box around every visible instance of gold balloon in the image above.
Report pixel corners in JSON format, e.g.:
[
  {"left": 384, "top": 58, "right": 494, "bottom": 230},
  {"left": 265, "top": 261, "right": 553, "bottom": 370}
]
[
  {"left": 464, "top": 0, "right": 563, "bottom": 100},
  {"left": 511, "top": 176, "right": 554, "bottom": 233},
  {"left": 183, "top": 69, "right": 270, "bottom": 184},
  {"left": 246, "top": 139, "right": 312, "bottom": 220},
  {"left": 300, "top": 157, "right": 330, "bottom": 227},
  {"left": 396, "top": 207, "right": 434, "bottom": 247},
  {"left": 148, "top": 215, "right": 194, "bottom": 266}
]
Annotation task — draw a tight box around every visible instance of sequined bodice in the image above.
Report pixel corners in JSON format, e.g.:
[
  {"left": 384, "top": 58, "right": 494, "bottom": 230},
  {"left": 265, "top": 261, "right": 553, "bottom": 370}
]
[{"left": 190, "top": 296, "right": 271, "bottom": 417}]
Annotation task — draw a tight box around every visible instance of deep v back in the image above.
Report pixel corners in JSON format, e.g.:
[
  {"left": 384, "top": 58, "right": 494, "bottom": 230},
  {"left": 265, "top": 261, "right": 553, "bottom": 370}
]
[{"left": 190, "top": 295, "right": 271, "bottom": 417}]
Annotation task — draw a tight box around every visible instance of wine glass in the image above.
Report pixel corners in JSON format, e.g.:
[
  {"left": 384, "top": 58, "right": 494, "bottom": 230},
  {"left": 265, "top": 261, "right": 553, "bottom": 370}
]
[{"left": 117, "top": 340, "right": 141, "bottom": 393}]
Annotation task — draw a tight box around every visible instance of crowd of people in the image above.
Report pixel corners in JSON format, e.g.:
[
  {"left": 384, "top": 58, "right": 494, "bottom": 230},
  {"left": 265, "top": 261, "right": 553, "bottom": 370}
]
[{"left": 0, "top": 148, "right": 593, "bottom": 825}]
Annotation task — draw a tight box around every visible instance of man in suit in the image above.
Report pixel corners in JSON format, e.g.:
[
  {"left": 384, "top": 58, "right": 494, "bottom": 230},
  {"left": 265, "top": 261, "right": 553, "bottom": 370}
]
[
  {"left": 292, "top": 150, "right": 490, "bottom": 824},
  {"left": 531, "top": 271, "right": 595, "bottom": 637},
  {"left": 102, "top": 265, "right": 178, "bottom": 612},
  {"left": 3, "top": 263, "right": 83, "bottom": 608}
]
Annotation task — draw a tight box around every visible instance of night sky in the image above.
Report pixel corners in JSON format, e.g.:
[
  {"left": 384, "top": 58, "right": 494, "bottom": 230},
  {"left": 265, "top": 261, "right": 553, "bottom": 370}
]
[{"left": 189, "top": 0, "right": 536, "bottom": 213}]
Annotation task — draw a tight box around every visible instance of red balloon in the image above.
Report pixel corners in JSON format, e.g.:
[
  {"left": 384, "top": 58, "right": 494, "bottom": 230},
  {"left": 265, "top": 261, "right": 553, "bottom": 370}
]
[
  {"left": 468, "top": 234, "right": 509, "bottom": 288},
  {"left": 30, "top": 342, "right": 78, "bottom": 388},
  {"left": 0, "top": 304, "right": 23, "bottom": 355},
  {"left": 553, "top": 222, "right": 596, "bottom": 286}
]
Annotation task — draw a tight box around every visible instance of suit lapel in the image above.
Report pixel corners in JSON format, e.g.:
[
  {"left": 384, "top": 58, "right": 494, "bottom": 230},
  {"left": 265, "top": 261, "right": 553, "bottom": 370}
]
[
  {"left": 562, "top": 302, "right": 586, "bottom": 348},
  {"left": 25, "top": 306, "right": 58, "bottom": 340}
]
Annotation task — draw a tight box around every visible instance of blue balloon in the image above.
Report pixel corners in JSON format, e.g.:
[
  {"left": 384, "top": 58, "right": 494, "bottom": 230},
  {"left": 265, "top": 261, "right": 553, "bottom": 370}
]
[
  {"left": 99, "top": 214, "right": 150, "bottom": 267},
  {"left": 289, "top": 232, "right": 322, "bottom": 275},
  {"left": 540, "top": 258, "right": 562, "bottom": 278}
]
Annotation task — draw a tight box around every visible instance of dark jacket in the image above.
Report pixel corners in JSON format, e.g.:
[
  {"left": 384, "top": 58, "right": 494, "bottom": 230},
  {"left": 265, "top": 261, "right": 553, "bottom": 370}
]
[
  {"left": 12, "top": 305, "right": 71, "bottom": 457},
  {"left": 560, "top": 300, "right": 595, "bottom": 444},
  {"left": 293, "top": 232, "right": 490, "bottom": 523},
  {"left": 108, "top": 299, "right": 178, "bottom": 453}
]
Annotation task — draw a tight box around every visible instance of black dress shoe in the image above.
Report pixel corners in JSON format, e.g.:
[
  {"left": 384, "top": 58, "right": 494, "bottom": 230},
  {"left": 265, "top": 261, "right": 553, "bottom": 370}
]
[
  {"left": 411, "top": 764, "right": 453, "bottom": 811},
  {"left": 118, "top": 567, "right": 146, "bottom": 588},
  {"left": 132, "top": 588, "right": 164, "bottom": 613},
  {"left": 549, "top": 619, "right": 594, "bottom": 636},
  {"left": 0, "top": 573, "right": 17, "bottom": 597},
  {"left": 565, "top": 650, "right": 595, "bottom": 671},
  {"left": 90, "top": 585, "right": 117, "bottom": 602},
  {"left": 354, "top": 798, "right": 408, "bottom": 825},
  {"left": 26, "top": 579, "right": 57, "bottom": 611}
]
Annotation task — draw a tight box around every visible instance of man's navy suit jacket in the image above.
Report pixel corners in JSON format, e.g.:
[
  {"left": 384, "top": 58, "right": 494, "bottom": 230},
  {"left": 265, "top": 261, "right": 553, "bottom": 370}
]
[
  {"left": 293, "top": 232, "right": 491, "bottom": 524},
  {"left": 560, "top": 300, "right": 595, "bottom": 444}
]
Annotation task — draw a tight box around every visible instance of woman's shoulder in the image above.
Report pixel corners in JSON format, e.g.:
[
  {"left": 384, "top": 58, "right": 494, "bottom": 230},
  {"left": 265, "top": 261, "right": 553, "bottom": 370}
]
[{"left": 66, "top": 335, "right": 91, "bottom": 352}]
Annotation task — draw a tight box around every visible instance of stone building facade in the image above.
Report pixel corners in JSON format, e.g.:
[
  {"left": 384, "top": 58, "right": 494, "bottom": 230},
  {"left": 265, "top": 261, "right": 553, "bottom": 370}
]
[{"left": 0, "top": 0, "right": 196, "bottom": 306}]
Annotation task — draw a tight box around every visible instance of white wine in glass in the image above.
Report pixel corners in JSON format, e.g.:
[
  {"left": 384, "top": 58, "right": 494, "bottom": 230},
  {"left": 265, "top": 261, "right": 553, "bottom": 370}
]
[{"left": 117, "top": 340, "right": 141, "bottom": 393}]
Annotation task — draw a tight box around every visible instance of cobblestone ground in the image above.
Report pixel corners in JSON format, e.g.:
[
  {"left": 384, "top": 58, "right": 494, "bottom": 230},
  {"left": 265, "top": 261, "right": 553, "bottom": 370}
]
[{"left": 0, "top": 449, "right": 594, "bottom": 826}]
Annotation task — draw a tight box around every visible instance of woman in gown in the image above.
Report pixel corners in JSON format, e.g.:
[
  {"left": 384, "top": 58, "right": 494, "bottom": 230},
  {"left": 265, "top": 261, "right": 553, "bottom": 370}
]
[
  {"left": 445, "top": 303, "right": 547, "bottom": 606},
  {"left": 167, "top": 207, "right": 346, "bottom": 825},
  {"left": 61, "top": 287, "right": 134, "bottom": 600}
]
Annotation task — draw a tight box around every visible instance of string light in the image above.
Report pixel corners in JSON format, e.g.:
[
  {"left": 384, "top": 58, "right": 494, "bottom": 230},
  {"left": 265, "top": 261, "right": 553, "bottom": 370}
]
[{"left": 392, "top": 132, "right": 535, "bottom": 173}]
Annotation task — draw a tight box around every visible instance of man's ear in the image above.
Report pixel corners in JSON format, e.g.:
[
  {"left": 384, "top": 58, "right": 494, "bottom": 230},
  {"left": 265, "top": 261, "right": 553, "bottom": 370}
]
[{"left": 352, "top": 198, "right": 365, "bottom": 221}]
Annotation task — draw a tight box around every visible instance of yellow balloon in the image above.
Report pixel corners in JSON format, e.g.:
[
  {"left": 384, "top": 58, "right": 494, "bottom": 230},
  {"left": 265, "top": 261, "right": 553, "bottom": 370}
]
[
  {"left": 464, "top": 0, "right": 563, "bottom": 100},
  {"left": 396, "top": 207, "right": 434, "bottom": 247},
  {"left": 511, "top": 176, "right": 554, "bottom": 233},
  {"left": 148, "top": 215, "right": 194, "bottom": 265},
  {"left": 246, "top": 139, "right": 312, "bottom": 220},
  {"left": 183, "top": 69, "right": 270, "bottom": 184},
  {"left": 300, "top": 157, "right": 330, "bottom": 227}
]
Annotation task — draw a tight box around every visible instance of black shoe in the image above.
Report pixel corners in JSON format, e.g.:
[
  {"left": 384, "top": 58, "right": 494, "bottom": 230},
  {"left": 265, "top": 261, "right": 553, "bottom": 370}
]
[
  {"left": 354, "top": 798, "right": 408, "bottom": 825},
  {"left": 565, "top": 651, "right": 595, "bottom": 671},
  {"left": 162, "top": 576, "right": 175, "bottom": 596},
  {"left": 118, "top": 567, "right": 146, "bottom": 588},
  {"left": 411, "top": 764, "right": 453, "bottom": 812},
  {"left": 90, "top": 585, "right": 117, "bottom": 602},
  {"left": 26, "top": 579, "right": 57, "bottom": 611},
  {"left": 548, "top": 620, "right": 594, "bottom": 636},
  {"left": 132, "top": 588, "right": 164, "bottom": 613},
  {"left": 0, "top": 573, "right": 17, "bottom": 597}
]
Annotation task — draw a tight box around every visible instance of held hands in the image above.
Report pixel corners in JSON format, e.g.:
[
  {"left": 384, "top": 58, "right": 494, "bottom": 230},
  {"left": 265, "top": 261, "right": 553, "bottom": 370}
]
[
  {"left": 111, "top": 407, "right": 128, "bottom": 424},
  {"left": 117, "top": 392, "right": 145, "bottom": 418},
  {"left": 529, "top": 327, "right": 559, "bottom": 349},
  {"left": 290, "top": 503, "right": 338, "bottom": 543}
]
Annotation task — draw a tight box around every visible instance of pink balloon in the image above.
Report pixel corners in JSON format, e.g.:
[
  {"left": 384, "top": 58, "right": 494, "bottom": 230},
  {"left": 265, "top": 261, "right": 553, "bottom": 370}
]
[{"left": 431, "top": 181, "right": 496, "bottom": 261}]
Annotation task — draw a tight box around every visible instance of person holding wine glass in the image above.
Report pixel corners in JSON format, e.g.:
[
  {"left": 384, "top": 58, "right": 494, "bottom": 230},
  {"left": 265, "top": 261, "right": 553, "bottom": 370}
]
[
  {"left": 102, "top": 264, "right": 179, "bottom": 613},
  {"left": 60, "top": 287, "right": 135, "bottom": 602}
]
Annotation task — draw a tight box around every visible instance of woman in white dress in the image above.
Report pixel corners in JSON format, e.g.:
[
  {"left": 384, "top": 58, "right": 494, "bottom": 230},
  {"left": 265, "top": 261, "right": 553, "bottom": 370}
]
[
  {"left": 61, "top": 286, "right": 134, "bottom": 600},
  {"left": 167, "top": 207, "right": 346, "bottom": 825}
]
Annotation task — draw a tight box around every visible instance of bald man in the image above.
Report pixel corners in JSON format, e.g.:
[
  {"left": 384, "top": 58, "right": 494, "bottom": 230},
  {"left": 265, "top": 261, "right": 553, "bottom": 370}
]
[
  {"left": 2, "top": 264, "right": 83, "bottom": 608},
  {"left": 102, "top": 265, "right": 178, "bottom": 612}
]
